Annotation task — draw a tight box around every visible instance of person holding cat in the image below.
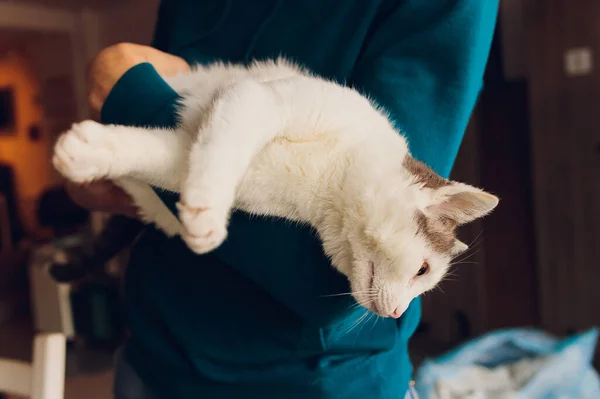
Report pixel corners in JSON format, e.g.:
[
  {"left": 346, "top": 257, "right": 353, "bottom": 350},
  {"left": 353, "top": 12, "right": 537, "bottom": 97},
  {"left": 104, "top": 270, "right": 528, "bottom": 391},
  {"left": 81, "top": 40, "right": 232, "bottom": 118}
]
[{"left": 68, "top": 1, "right": 499, "bottom": 398}]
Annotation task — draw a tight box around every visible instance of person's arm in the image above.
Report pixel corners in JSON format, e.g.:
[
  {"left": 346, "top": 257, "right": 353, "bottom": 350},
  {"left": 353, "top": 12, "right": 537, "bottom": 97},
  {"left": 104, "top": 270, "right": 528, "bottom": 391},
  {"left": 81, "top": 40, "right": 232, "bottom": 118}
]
[{"left": 352, "top": 0, "right": 499, "bottom": 178}]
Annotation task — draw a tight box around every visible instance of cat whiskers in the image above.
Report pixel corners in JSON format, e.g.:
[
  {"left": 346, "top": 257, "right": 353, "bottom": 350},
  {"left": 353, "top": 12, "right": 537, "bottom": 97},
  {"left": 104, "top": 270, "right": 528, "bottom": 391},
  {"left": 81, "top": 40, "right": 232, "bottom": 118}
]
[
  {"left": 439, "top": 269, "right": 460, "bottom": 284},
  {"left": 344, "top": 309, "right": 371, "bottom": 336},
  {"left": 450, "top": 232, "right": 485, "bottom": 268},
  {"left": 320, "top": 289, "right": 378, "bottom": 298},
  {"left": 321, "top": 291, "right": 380, "bottom": 336},
  {"left": 435, "top": 284, "right": 446, "bottom": 294},
  {"left": 467, "top": 230, "right": 485, "bottom": 249},
  {"left": 354, "top": 312, "right": 377, "bottom": 342},
  {"left": 368, "top": 314, "right": 381, "bottom": 333},
  {"left": 452, "top": 248, "right": 482, "bottom": 267}
]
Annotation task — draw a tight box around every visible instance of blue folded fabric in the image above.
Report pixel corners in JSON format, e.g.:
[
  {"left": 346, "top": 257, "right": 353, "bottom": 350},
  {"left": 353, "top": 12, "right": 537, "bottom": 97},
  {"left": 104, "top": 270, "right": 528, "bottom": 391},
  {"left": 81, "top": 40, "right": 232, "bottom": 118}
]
[{"left": 415, "top": 328, "right": 600, "bottom": 399}]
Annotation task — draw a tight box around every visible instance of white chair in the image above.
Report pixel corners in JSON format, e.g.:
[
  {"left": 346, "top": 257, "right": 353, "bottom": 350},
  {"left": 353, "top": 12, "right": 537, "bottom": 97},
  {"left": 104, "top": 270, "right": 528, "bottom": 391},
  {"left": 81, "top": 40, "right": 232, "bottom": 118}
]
[
  {"left": 29, "top": 257, "right": 76, "bottom": 340},
  {"left": 0, "top": 333, "right": 66, "bottom": 399}
]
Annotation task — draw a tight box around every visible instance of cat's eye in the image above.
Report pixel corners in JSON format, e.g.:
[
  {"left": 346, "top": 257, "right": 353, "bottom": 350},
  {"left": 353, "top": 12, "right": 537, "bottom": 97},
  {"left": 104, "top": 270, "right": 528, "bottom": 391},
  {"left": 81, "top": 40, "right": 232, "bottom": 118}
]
[{"left": 416, "top": 262, "right": 429, "bottom": 277}]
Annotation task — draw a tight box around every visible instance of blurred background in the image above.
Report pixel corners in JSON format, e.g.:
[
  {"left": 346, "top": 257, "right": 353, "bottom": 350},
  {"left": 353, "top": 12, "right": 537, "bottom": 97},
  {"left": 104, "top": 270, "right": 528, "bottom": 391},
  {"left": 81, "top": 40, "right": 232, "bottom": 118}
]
[{"left": 0, "top": 0, "right": 598, "bottom": 398}]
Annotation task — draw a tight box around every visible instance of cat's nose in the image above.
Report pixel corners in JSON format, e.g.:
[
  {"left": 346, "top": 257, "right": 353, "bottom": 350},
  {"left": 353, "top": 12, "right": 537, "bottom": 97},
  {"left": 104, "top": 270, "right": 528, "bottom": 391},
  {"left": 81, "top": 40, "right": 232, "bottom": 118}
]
[{"left": 390, "top": 307, "right": 402, "bottom": 319}]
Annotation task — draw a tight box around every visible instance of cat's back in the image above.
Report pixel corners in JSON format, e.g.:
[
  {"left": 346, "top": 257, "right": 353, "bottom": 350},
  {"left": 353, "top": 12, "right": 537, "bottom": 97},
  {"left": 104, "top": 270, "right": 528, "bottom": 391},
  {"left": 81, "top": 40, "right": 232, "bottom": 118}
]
[
  {"left": 167, "top": 58, "right": 305, "bottom": 95},
  {"left": 170, "top": 58, "right": 307, "bottom": 132},
  {"left": 246, "top": 58, "right": 309, "bottom": 82}
]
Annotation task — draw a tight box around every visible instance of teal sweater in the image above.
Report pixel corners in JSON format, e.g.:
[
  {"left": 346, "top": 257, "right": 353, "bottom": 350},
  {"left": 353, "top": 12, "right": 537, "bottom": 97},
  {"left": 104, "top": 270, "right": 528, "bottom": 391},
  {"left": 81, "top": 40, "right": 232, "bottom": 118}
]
[{"left": 101, "top": 1, "right": 497, "bottom": 398}]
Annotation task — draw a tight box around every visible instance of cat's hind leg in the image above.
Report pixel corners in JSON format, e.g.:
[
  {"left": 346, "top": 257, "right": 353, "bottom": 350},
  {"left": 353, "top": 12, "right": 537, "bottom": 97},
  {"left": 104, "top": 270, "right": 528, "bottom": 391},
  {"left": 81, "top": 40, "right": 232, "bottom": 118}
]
[{"left": 179, "top": 80, "right": 285, "bottom": 254}]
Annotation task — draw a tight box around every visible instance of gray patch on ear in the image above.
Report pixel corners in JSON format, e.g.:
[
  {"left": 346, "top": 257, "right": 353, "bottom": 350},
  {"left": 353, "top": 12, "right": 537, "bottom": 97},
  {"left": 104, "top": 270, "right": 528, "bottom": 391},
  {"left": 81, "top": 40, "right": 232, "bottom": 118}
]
[
  {"left": 415, "top": 211, "right": 458, "bottom": 255},
  {"left": 403, "top": 155, "right": 450, "bottom": 189}
]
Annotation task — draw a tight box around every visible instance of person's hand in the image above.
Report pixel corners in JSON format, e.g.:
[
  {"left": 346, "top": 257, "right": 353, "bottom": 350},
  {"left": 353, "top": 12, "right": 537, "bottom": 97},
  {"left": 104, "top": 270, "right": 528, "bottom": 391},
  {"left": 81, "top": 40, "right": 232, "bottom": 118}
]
[
  {"left": 69, "top": 43, "right": 189, "bottom": 217},
  {"left": 65, "top": 181, "right": 139, "bottom": 218},
  {"left": 87, "top": 42, "right": 190, "bottom": 115}
]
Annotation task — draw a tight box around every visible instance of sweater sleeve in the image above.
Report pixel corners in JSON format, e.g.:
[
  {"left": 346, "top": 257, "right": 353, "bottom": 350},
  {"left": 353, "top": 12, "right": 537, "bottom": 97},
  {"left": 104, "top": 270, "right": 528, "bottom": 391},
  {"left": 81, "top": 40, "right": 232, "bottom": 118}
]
[
  {"left": 100, "top": 62, "right": 182, "bottom": 214},
  {"left": 352, "top": 0, "right": 499, "bottom": 178},
  {"left": 101, "top": 62, "right": 180, "bottom": 129}
]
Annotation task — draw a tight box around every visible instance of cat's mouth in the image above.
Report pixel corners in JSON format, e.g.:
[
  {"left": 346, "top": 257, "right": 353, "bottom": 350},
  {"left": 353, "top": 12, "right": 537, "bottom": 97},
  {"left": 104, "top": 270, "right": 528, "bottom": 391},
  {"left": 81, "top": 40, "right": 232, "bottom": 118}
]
[{"left": 368, "top": 260, "right": 375, "bottom": 291}]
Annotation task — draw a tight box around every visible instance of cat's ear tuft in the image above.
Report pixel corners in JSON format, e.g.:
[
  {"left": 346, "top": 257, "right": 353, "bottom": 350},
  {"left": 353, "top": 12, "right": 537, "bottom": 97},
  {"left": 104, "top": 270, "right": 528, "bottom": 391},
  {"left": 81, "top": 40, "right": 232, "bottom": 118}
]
[
  {"left": 451, "top": 240, "right": 469, "bottom": 256},
  {"left": 425, "top": 182, "right": 499, "bottom": 225}
]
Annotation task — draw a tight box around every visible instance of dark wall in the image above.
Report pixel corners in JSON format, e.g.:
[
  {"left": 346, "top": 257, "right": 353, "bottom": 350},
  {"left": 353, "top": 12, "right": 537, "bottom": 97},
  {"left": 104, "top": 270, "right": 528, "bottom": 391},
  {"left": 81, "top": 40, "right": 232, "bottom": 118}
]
[
  {"left": 527, "top": 1, "right": 600, "bottom": 336},
  {"left": 416, "top": 22, "right": 540, "bottom": 348},
  {"left": 480, "top": 32, "right": 539, "bottom": 330}
]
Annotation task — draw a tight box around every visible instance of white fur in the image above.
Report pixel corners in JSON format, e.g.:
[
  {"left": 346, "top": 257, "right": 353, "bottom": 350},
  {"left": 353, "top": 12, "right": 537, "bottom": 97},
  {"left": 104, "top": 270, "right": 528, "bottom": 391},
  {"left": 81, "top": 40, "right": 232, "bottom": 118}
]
[{"left": 53, "top": 58, "right": 498, "bottom": 318}]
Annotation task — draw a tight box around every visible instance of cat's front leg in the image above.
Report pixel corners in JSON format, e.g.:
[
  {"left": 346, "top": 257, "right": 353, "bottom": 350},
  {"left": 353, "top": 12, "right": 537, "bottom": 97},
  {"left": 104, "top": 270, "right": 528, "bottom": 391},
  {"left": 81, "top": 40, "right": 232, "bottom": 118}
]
[
  {"left": 53, "top": 120, "right": 119, "bottom": 183},
  {"left": 53, "top": 120, "right": 189, "bottom": 236},
  {"left": 53, "top": 120, "right": 189, "bottom": 192}
]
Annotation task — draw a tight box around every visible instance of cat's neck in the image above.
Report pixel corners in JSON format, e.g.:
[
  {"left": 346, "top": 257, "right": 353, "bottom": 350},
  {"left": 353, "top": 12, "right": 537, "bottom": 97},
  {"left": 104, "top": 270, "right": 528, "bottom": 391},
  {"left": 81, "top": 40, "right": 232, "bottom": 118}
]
[{"left": 305, "top": 142, "right": 409, "bottom": 232}]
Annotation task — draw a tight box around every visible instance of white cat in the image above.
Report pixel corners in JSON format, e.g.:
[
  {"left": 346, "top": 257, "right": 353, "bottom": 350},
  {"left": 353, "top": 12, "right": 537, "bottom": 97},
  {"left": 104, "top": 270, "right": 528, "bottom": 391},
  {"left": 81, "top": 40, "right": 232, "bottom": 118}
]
[{"left": 53, "top": 58, "right": 498, "bottom": 319}]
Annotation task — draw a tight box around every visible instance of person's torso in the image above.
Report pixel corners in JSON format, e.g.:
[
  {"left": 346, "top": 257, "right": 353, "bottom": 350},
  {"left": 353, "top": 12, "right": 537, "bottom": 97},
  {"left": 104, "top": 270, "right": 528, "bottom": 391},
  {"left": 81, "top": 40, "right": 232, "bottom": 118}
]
[{"left": 124, "top": 1, "right": 420, "bottom": 398}]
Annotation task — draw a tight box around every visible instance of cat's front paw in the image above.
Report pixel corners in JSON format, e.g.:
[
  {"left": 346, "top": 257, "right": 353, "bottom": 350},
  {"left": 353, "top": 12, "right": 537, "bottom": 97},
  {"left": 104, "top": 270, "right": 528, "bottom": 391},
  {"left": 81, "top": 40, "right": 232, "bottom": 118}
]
[
  {"left": 53, "top": 121, "right": 114, "bottom": 183},
  {"left": 177, "top": 201, "right": 228, "bottom": 254}
]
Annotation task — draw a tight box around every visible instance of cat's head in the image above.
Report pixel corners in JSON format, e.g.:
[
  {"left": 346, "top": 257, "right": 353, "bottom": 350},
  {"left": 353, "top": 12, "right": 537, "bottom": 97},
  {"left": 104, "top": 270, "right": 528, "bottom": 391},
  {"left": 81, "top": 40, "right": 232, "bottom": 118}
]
[{"left": 327, "top": 155, "right": 498, "bottom": 319}]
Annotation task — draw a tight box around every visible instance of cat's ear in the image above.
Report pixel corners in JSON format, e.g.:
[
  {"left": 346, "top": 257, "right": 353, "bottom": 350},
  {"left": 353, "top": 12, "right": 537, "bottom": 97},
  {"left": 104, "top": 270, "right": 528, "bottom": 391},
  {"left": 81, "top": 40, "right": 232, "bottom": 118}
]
[{"left": 425, "top": 182, "right": 499, "bottom": 225}]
